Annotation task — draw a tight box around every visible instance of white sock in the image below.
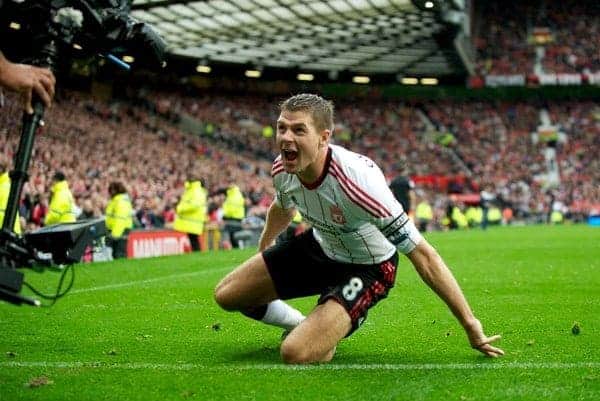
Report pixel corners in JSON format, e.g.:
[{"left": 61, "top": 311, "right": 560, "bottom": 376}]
[{"left": 261, "top": 300, "right": 305, "bottom": 331}]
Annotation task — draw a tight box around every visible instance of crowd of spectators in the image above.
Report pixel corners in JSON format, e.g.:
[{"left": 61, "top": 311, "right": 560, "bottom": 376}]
[
  {"left": 1, "top": 87, "right": 598, "bottom": 239},
  {"left": 0, "top": 90, "right": 275, "bottom": 234},
  {"left": 474, "top": 1, "right": 535, "bottom": 75},
  {"left": 475, "top": 0, "right": 599, "bottom": 75},
  {"left": 546, "top": 101, "right": 600, "bottom": 213},
  {"left": 422, "top": 99, "right": 600, "bottom": 220},
  {"left": 536, "top": 2, "right": 600, "bottom": 74},
  {"left": 148, "top": 89, "right": 460, "bottom": 177}
]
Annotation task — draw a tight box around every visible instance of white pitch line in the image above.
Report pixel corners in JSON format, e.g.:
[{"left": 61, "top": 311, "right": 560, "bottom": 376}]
[
  {"left": 70, "top": 266, "right": 231, "bottom": 295},
  {"left": 1, "top": 361, "right": 599, "bottom": 371}
]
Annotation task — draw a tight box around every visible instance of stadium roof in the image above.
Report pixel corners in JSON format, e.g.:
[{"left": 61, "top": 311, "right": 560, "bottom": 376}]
[{"left": 131, "top": 0, "right": 466, "bottom": 78}]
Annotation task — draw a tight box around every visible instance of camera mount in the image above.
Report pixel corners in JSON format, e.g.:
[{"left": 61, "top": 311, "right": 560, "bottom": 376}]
[
  {"left": 0, "top": 39, "right": 107, "bottom": 306},
  {"left": 0, "top": 0, "right": 164, "bottom": 306}
]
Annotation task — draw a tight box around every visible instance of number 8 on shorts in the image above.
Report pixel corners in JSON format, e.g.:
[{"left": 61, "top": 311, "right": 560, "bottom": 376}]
[{"left": 342, "top": 277, "right": 364, "bottom": 301}]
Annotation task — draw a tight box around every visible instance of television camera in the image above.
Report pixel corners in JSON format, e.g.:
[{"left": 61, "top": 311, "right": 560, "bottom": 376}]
[{"left": 0, "top": 0, "right": 166, "bottom": 306}]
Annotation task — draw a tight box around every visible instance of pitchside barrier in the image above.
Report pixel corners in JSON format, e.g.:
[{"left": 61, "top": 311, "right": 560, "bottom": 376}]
[
  {"left": 82, "top": 225, "right": 250, "bottom": 262},
  {"left": 89, "top": 214, "right": 598, "bottom": 262},
  {"left": 124, "top": 225, "right": 261, "bottom": 259},
  {"left": 124, "top": 227, "right": 258, "bottom": 258},
  {"left": 126, "top": 229, "right": 193, "bottom": 259}
]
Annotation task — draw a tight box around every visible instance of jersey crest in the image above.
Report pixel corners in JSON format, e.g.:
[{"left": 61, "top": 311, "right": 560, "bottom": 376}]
[{"left": 330, "top": 205, "right": 346, "bottom": 225}]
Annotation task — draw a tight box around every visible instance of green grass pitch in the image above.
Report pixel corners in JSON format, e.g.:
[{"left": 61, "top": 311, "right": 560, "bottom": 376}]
[{"left": 1, "top": 225, "right": 599, "bottom": 400}]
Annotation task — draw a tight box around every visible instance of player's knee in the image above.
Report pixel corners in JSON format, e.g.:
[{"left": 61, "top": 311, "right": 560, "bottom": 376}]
[
  {"left": 213, "top": 281, "right": 237, "bottom": 311},
  {"left": 280, "top": 337, "right": 315, "bottom": 364}
]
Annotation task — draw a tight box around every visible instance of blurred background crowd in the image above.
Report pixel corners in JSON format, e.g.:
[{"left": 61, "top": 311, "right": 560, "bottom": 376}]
[
  {"left": 0, "top": 0, "right": 598, "bottom": 252},
  {"left": 1, "top": 85, "right": 598, "bottom": 248},
  {"left": 475, "top": 0, "right": 599, "bottom": 75}
]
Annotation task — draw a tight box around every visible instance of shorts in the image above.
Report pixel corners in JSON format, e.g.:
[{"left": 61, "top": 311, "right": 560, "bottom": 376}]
[{"left": 262, "top": 229, "right": 399, "bottom": 335}]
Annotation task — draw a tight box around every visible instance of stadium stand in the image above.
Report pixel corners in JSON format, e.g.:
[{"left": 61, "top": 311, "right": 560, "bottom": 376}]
[
  {"left": 475, "top": 0, "right": 599, "bottom": 76},
  {"left": 2, "top": 86, "right": 598, "bottom": 236},
  {"left": 0, "top": 0, "right": 597, "bottom": 252}
]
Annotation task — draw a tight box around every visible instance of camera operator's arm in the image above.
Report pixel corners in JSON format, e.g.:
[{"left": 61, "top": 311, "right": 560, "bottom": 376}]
[{"left": 0, "top": 51, "right": 55, "bottom": 114}]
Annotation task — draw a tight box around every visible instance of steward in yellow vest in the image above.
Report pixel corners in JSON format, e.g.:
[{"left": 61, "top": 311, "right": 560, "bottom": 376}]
[
  {"left": 45, "top": 171, "right": 76, "bottom": 226},
  {"left": 174, "top": 179, "right": 207, "bottom": 251},
  {"left": 222, "top": 185, "right": 245, "bottom": 220},
  {"left": 550, "top": 210, "right": 564, "bottom": 224},
  {"left": 465, "top": 206, "right": 483, "bottom": 228},
  {"left": 219, "top": 184, "right": 246, "bottom": 248},
  {"left": 445, "top": 199, "right": 467, "bottom": 230},
  {"left": 451, "top": 205, "right": 469, "bottom": 229},
  {"left": 487, "top": 207, "right": 502, "bottom": 225},
  {"left": 105, "top": 181, "right": 133, "bottom": 259},
  {"left": 415, "top": 200, "right": 433, "bottom": 232}
]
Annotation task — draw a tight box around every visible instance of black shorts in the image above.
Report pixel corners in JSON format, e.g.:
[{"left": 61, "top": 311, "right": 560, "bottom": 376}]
[{"left": 262, "top": 229, "right": 399, "bottom": 335}]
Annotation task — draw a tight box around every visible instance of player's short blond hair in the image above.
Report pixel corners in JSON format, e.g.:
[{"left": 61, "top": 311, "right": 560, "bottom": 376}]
[{"left": 279, "top": 94, "right": 334, "bottom": 133}]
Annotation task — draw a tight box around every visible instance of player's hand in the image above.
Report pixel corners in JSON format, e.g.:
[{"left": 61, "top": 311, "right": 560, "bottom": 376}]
[
  {"left": 464, "top": 318, "right": 504, "bottom": 357},
  {"left": 0, "top": 58, "right": 56, "bottom": 114}
]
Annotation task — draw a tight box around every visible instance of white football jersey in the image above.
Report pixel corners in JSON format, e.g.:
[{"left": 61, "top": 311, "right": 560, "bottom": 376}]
[{"left": 272, "top": 145, "right": 423, "bottom": 264}]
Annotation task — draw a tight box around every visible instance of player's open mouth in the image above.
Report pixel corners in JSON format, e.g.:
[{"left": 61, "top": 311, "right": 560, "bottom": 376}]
[{"left": 282, "top": 149, "right": 298, "bottom": 161}]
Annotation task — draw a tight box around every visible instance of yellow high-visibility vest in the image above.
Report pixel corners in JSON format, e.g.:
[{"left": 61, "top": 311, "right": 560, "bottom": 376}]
[
  {"left": 105, "top": 193, "right": 134, "bottom": 238},
  {"left": 452, "top": 206, "right": 469, "bottom": 229},
  {"left": 465, "top": 206, "right": 483, "bottom": 225},
  {"left": 222, "top": 185, "right": 245, "bottom": 220},
  {"left": 488, "top": 207, "right": 502, "bottom": 223},
  {"left": 45, "top": 180, "right": 76, "bottom": 225},
  {"left": 174, "top": 180, "right": 207, "bottom": 235},
  {"left": 550, "top": 210, "right": 564, "bottom": 224},
  {"left": 0, "top": 172, "right": 21, "bottom": 234},
  {"left": 415, "top": 201, "right": 433, "bottom": 221}
]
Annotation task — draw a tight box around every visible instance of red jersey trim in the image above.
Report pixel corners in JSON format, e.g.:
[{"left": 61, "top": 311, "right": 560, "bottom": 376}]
[
  {"left": 329, "top": 161, "right": 391, "bottom": 218},
  {"left": 329, "top": 169, "right": 382, "bottom": 217},
  {"left": 271, "top": 167, "right": 284, "bottom": 177},
  {"left": 271, "top": 158, "right": 284, "bottom": 177}
]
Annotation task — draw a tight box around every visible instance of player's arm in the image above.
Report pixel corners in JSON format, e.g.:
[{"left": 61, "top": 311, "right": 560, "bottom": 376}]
[
  {"left": 368, "top": 169, "right": 503, "bottom": 357},
  {"left": 258, "top": 200, "right": 295, "bottom": 252},
  {"left": 406, "top": 240, "right": 504, "bottom": 357}
]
